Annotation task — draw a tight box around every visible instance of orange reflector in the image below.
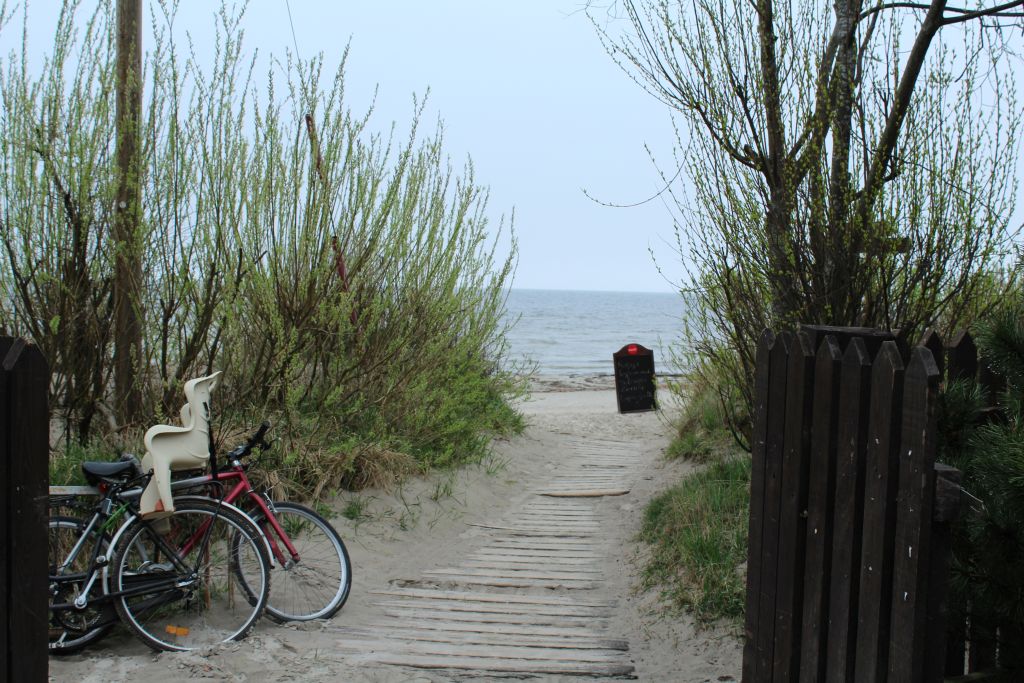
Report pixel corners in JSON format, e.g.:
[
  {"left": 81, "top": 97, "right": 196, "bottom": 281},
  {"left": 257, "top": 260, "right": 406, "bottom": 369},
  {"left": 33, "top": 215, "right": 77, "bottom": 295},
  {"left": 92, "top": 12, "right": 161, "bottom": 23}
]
[{"left": 165, "top": 625, "right": 190, "bottom": 637}]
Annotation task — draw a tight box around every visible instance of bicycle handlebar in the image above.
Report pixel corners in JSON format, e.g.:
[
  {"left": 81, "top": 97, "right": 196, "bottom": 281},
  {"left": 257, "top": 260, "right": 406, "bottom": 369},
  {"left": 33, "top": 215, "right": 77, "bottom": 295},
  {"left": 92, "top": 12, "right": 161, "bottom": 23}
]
[{"left": 226, "top": 421, "right": 272, "bottom": 461}]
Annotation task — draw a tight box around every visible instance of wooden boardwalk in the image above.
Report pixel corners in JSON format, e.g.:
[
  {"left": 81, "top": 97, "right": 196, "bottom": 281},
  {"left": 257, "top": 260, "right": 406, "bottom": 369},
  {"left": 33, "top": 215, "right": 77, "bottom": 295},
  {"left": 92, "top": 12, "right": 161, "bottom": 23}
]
[{"left": 330, "top": 438, "right": 642, "bottom": 678}]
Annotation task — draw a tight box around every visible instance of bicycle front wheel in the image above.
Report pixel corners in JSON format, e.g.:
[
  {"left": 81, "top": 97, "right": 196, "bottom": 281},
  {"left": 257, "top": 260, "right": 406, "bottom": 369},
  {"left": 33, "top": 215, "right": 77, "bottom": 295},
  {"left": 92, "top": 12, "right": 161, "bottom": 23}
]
[
  {"left": 110, "top": 499, "right": 270, "bottom": 651},
  {"left": 249, "top": 502, "right": 351, "bottom": 622},
  {"left": 48, "top": 516, "right": 116, "bottom": 654}
]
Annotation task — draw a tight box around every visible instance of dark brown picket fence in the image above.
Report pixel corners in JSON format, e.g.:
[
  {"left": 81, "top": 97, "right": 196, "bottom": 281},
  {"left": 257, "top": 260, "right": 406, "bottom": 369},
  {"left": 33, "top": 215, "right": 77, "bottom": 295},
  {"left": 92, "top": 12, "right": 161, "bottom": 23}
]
[
  {"left": 0, "top": 337, "right": 49, "bottom": 682},
  {"left": 741, "top": 326, "right": 963, "bottom": 683}
]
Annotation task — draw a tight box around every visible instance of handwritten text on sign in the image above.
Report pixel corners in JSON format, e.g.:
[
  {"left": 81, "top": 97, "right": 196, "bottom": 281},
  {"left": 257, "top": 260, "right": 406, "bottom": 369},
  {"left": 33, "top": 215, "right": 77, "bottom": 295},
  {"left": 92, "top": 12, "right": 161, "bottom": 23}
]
[{"left": 613, "top": 344, "right": 656, "bottom": 413}]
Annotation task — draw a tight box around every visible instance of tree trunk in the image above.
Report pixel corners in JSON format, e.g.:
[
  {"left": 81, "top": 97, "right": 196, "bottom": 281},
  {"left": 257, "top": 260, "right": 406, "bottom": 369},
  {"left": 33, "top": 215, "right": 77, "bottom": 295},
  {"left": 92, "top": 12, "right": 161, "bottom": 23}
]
[
  {"left": 113, "top": 0, "right": 144, "bottom": 426},
  {"left": 826, "top": 0, "right": 862, "bottom": 323}
]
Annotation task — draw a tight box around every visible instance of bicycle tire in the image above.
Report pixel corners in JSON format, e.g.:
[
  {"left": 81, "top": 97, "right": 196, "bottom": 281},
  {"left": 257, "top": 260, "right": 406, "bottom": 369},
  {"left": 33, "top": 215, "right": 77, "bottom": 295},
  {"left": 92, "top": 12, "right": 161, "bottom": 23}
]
[
  {"left": 48, "top": 516, "right": 117, "bottom": 654},
  {"left": 110, "top": 499, "right": 271, "bottom": 651},
  {"left": 244, "top": 502, "right": 352, "bottom": 622}
]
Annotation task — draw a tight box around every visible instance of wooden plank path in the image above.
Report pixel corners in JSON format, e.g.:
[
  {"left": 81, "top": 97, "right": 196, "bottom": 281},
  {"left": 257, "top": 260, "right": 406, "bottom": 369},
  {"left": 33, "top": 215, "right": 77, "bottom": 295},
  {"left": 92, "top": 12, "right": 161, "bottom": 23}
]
[{"left": 330, "top": 437, "right": 644, "bottom": 678}]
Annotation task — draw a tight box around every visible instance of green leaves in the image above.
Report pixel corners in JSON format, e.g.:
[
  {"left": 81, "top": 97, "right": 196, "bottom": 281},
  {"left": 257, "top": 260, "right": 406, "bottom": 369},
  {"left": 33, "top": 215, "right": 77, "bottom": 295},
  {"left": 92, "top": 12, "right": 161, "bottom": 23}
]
[{"left": 3, "top": 1, "right": 523, "bottom": 492}]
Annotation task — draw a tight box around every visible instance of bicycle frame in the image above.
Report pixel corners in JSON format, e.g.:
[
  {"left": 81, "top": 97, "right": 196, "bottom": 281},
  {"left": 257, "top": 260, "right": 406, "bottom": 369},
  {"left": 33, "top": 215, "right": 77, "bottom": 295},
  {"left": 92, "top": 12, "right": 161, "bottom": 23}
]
[
  {"left": 169, "top": 465, "right": 299, "bottom": 568},
  {"left": 50, "top": 498, "right": 226, "bottom": 613}
]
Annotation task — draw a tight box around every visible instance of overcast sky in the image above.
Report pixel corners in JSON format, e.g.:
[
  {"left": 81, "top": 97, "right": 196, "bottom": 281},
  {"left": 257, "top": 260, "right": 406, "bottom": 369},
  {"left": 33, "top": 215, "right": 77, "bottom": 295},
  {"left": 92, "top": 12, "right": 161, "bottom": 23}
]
[{"left": 12, "top": 1, "right": 685, "bottom": 293}]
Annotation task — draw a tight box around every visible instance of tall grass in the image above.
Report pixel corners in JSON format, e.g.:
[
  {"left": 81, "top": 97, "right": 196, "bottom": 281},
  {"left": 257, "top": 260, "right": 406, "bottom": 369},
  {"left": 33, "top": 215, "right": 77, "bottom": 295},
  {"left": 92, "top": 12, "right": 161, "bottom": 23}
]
[
  {"left": 640, "top": 455, "right": 750, "bottom": 624},
  {"left": 0, "top": 1, "right": 525, "bottom": 497}
]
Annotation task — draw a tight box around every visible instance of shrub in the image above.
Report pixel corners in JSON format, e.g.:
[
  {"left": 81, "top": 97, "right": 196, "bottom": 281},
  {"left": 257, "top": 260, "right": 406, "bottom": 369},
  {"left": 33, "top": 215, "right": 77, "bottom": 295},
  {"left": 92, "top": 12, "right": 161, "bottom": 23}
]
[{"left": 1, "top": 2, "right": 524, "bottom": 497}]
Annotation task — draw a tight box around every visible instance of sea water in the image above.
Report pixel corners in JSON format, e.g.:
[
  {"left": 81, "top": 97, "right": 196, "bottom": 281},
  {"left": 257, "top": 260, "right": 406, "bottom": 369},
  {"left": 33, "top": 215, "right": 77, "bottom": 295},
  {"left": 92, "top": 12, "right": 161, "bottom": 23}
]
[{"left": 502, "top": 289, "right": 687, "bottom": 376}]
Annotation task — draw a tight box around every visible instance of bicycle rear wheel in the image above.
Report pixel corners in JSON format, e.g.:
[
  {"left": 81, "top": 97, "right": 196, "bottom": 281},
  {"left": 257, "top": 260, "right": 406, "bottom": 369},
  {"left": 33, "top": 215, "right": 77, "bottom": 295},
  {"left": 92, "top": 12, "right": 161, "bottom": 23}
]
[
  {"left": 248, "top": 502, "right": 352, "bottom": 622},
  {"left": 110, "top": 499, "right": 270, "bottom": 651},
  {"left": 48, "top": 516, "right": 116, "bottom": 654}
]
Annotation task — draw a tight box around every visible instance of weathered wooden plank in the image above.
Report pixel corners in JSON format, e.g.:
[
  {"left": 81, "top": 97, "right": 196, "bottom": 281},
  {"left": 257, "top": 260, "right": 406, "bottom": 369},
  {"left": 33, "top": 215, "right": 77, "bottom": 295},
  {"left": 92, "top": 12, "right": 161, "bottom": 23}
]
[
  {"left": 946, "top": 330, "right": 977, "bottom": 384},
  {"left": 373, "top": 598, "right": 610, "bottom": 617},
  {"left": 458, "top": 561, "right": 602, "bottom": 575},
  {"left": 489, "top": 538, "right": 598, "bottom": 548},
  {"left": 824, "top": 337, "right": 872, "bottom": 683},
  {"left": 2, "top": 340, "right": 49, "bottom": 683},
  {"left": 473, "top": 543, "right": 600, "bottom": 552},
  {"left": 773, "top": 331, "right": 816, "bottom": 683},
  {"left": 333, "top": 625, "right": 629, "bottom": 650},
  {"left": 47, "top": 485, "right": 102, "bottom": 496},
  {"left": 519, "top": 510, "right": 595, "bottom": 516},
  {"left": 479, "top": 520, "right": 598, "bottom": 532},
  {"left": 425, "top": 567, "right": 599, "bottom": 581},
  {"left": 468, "top": 554, "right": 598, "bottom": 566},
  {"left": 522, "top": 502, "right": 595, "bottom": 509},
  {"left": 372, "top": 587, "right": 616, "bottom": 608},
  {"left": 467, "top": 523, "right": 595, "bottom": 536},
  {"left": 743, "top": 330, "right": 779, "bottom": 683},
  {"left": 412, "top": 575, "right": 598, "bottom": 590},
  {"left": 538, "top": 489, "right": 630, "bottom": 498},
  {"left": 334, "top": 639, "right": 624, "bottom": 663},
  {"left": 919, "top": 329, "right": 945, "bottom": 382},
  {"left": 378, "top": 606, "right": 600, "bottom": 627},
  {"left": 333, "top": 616, "right": 612, "bottom": 640},
  {"left": 887, "top": 346, "right": 941, "bottom": 683},
  {"left": 460, "top": 560, "right": 601, "bottom": 573},
  {"left": 923, "top": 463, "right": 962, "bottom": 683},
  {"left": 798, "top": 335, "right": 842, "bottom": 683},
  {"left": 753, "top": 332, "right": 792, "bottom": 680},
  {"left": 853, "top": 341, "right": 905, "bottom": 683},
  {"left": 343, "top": 651, "right": 635, "bottom": 677},
  {"left": 0, "top": 337, "right": 12, "bottom": 683}
]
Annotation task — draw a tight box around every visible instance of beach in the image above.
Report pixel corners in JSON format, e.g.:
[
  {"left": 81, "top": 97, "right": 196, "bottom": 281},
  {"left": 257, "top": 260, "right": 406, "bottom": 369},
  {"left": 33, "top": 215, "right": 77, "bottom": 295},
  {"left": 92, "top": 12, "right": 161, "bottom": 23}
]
[{"left": 48, "top": 379, "right": 741, "bottom": 682}]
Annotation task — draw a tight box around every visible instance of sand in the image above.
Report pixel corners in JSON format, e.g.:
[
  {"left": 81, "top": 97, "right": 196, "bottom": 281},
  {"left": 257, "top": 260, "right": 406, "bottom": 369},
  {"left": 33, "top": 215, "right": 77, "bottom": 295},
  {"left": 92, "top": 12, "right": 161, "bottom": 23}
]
[{"left": 48, "top": 379, "right": 742, "bottom": 682}]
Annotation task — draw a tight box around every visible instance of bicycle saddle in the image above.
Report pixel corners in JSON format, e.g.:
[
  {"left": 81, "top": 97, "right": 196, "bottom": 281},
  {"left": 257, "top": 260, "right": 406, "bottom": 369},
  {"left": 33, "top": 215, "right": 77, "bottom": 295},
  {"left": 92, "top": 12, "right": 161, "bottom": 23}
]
[
  {"left": 81, "top": 460, "right": 138, "bottom": 485},
  {"left": 139, "top": 371, "right": 221, "bottom": 518}
]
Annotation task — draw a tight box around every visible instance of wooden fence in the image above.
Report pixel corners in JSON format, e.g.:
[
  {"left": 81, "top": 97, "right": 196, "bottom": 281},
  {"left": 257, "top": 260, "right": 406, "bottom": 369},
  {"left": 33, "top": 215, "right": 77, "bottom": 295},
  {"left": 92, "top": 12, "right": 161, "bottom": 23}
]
[
  {"left": 742, "top": 326, "right": 962, "bottom": 683},
  {"left": 0, "top": 337, "right": 49, "bottom": 682}
]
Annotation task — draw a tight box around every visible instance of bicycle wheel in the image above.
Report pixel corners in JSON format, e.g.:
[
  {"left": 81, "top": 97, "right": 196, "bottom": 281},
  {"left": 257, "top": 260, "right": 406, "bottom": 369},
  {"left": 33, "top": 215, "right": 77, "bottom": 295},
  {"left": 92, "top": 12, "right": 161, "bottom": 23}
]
[
  {"left": 48, "top": 516, "right": 116, "bottom": 654},
  {"left": 110, "top": 499, "right": 270, "bottom": 651},
  {"left": 247, "top": 502, "right": 352, "bottom": 622}
]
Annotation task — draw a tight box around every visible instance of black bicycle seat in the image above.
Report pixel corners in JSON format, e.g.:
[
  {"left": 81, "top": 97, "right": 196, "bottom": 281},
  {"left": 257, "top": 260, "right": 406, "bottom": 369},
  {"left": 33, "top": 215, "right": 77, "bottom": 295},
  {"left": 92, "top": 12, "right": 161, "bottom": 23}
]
[{"left": 81, "top": 460, "right": 138, "bottom": 485}]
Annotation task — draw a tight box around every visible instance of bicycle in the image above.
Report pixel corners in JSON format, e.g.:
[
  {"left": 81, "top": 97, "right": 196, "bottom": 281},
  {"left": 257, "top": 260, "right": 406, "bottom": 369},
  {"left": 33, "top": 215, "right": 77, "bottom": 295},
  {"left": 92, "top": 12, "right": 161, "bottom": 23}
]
[
  {"left": 48, "top": 461, "right": 271, "bottom": 653},
  {"left": 168, "top": 421, "right": 352, "bottom": 622}
]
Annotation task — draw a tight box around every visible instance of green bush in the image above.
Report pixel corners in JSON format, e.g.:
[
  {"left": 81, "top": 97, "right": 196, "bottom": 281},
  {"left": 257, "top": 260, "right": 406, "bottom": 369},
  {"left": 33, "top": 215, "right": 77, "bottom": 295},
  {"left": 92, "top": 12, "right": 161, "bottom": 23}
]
[
  {"left": 1, "top": 2, "right": 525, "bottom": 497},
  {"left": 939, "top": 304, "right": 1024, "bottom": 672}
]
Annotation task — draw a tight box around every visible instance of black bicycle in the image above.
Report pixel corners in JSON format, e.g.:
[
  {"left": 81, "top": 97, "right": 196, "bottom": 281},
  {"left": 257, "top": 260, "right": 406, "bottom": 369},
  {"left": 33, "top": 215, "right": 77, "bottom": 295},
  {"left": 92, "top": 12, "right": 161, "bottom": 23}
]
[{"left": 48, "top": 459, "right": 271, "bottom": 653}]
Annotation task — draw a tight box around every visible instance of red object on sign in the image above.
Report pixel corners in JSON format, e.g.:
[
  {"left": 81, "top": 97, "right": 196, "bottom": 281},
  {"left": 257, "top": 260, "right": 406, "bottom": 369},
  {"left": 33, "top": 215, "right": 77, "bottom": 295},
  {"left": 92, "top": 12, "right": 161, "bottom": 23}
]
[{"left": 627, "top": 344, "right": 639, "bottom": 355}]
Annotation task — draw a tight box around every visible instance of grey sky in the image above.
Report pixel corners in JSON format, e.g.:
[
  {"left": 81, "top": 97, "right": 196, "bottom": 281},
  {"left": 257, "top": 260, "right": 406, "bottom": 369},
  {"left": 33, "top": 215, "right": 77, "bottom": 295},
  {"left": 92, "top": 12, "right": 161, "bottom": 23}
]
[{"left": 13, "top": 1, "right": 684, "bottom": 293}]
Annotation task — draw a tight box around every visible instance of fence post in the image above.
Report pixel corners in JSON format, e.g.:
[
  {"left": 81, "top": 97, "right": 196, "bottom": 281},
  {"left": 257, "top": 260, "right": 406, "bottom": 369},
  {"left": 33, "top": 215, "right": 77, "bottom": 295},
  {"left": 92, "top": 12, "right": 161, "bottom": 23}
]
[
  {"left": 925, "top": 463, "right": 962, "bottom": 682},
  {"left": 772, "top": 331, "right": 816, "bottom": 682},
  {"left": 946, "top": 331, "right": 977, "bottom": 385},
  {"left": 920, "top": 329, "right": 945, "bottom": 382},
  {"left": 1, "top": 338, "right": 50, "bottom": 683},
  {"left": 743, "top": 331, "right": 777, "bottom": 683},
  {"left": 853, "top": 341, "right": 905, "bottom": 682},
  {"left": 756, "top": 332, "right": 792, "bottom": 680},
  {"left": 824, "top": 337, "right": 872, "bottom": 683},
  {"left": 798, "top": 335, "right": 843, "bottom": 683},
  {"left": 887, "top": 346, "right": 941, "bottom": 683}
]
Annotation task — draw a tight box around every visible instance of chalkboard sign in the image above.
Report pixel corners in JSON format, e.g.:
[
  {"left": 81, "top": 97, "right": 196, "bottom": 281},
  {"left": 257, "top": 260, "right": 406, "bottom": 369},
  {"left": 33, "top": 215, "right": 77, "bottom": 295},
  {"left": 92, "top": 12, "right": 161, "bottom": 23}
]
[{"left": 613, "top": 343, "right": 657, "bottom": 413}]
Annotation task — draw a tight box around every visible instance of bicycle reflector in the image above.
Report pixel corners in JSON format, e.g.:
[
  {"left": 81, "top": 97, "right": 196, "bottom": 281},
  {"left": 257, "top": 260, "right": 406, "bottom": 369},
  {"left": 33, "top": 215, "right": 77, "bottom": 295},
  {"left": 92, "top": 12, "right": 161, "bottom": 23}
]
[{"left": 165, "top": 625, "right": 190, "bottom": 637}]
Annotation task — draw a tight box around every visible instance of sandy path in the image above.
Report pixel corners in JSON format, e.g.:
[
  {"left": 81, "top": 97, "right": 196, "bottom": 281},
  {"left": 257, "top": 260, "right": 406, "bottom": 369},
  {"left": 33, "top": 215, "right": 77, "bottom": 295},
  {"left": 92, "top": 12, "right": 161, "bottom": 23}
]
[{"left": 48, "top": 386, "right": 741, "bottom": 682}]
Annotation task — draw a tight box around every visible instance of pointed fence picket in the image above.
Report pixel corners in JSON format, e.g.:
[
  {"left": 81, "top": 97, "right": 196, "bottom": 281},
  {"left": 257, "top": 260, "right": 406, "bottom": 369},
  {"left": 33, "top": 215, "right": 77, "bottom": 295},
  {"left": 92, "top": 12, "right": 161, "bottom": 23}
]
[{"left": 741, "top": 326, "right": 968, "bottom": 683}]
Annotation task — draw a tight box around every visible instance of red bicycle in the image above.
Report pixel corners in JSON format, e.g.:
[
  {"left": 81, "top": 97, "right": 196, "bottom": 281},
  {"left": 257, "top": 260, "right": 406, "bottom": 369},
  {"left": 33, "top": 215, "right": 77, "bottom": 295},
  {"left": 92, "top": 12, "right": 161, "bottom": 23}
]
[{"left": 170, "top": 422, "right": 352, "bottom": 622}]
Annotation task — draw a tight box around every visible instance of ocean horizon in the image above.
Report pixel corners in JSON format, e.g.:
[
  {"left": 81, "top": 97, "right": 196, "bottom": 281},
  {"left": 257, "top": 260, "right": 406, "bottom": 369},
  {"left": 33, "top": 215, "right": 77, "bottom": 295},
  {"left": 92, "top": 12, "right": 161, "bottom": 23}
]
[{"left": 502, "top": 288, "right": 687, "bottom": 376}]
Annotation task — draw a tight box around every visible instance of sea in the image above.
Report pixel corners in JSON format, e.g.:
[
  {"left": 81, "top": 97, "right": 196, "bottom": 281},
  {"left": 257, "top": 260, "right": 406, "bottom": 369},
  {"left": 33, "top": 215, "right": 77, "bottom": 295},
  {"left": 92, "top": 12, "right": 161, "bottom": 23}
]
[{"left": 502, "top": 289, "right": 688, "bottom": 376}]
